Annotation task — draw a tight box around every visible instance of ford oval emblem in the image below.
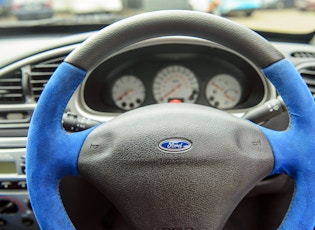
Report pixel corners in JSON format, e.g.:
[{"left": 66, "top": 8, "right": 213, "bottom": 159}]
[{"left": 159, "top": 139, "right": 192, "bottom": 152}]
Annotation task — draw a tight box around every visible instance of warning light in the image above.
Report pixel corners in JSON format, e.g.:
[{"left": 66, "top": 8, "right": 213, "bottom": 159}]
[{"left": 169, "top": 99, "right": 183, "bottom": 103}]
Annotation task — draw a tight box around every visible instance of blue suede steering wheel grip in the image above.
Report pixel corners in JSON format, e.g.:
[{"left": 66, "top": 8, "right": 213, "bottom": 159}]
[
  {"left": 261, "top": 60, "right": 315, "bottom": 229},
  {"left": 26, "top": 10, "right": 315, "bottom": 229}
]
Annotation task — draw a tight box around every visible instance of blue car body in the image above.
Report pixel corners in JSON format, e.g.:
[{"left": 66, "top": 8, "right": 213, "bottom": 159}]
[
  {"left": 215, "top": 0, "right": 262, "bottom": 16},
  {"left": 0, "top": 0, "right": 11, "bottom": 15}
]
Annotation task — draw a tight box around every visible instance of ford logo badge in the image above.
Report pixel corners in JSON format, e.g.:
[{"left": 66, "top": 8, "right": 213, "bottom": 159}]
[{"left": 159, "top": 139, "right": 192, "bottom": 152}]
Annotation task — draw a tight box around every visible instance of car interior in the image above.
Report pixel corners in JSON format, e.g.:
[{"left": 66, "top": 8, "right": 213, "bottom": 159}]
[{"left": 1, "top": 1, "right": 315, "bottom": 230}]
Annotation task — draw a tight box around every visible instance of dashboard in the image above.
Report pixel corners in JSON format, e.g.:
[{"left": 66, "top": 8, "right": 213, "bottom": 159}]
[{"left": 1, "top": 31, "right": 315, "bottom": 229}]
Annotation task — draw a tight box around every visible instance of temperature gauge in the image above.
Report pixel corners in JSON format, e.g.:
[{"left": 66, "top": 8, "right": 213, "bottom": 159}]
[
  {"left": 112, "top": 75, "right": 145, "bottom": 110},
  {"left": 206, "top": 74, "right": 241, "bottom": 109}
]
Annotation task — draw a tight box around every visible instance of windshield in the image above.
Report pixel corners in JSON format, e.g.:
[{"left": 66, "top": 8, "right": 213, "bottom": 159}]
[{"left": 0, "top": 0, "right": 315, "bottom": 35}]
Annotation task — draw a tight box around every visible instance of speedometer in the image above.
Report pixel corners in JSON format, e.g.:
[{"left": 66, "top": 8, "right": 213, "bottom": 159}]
[
  {"left": 153, "top": 65, "right": 199, "bottom": 103},
  {"left": 205, "top": 74, "right": 242, "bottom": 109}
]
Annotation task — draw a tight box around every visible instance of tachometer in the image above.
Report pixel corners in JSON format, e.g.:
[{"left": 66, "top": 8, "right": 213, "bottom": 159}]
[
  {"left": 112, "top": 75, "right": 145, "bottom": 111},
  {"left": 205, "top": 74, "right": 241, "bottom": 109},
  {"left": 153, "top": 65, "right": 199, "bottom": 103}
]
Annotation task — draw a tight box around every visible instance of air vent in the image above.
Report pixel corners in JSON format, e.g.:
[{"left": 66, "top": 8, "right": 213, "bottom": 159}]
[
  {"left": 298, "top": 64, "right": 315, "bottom": 96},
  {"left": 0, "top": 70, "right": 24, "bottom": 103},
  {"left": 291, "top": 52, "right": 315, "bottom": 58},
  {"left": 29, "top": 56, "right": 65, "bottom": 102}
]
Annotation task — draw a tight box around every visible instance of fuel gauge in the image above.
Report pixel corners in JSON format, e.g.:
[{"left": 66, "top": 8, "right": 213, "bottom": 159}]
[
  {"left": 205, "top": 74, "right": 241, "bottom": 109},
  {"left": 112, "top": 75, "right": 145, "bottom": 111}
]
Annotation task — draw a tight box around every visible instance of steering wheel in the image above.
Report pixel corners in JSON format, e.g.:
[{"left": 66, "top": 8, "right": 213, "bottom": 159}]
[{"left": 26, "top": 10, "right": 315, "bottom": 229}]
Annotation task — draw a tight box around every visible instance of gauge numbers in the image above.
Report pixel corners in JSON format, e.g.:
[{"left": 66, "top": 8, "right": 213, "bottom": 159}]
[
  {"left": 153, "top": 65, "right": 199, "bottom": 103},
  {"left": 206, "top": 74, "right": 241, "bottom": 109},
  {"left": 112, "top": 75, "right": 145, "bottom": 111}
]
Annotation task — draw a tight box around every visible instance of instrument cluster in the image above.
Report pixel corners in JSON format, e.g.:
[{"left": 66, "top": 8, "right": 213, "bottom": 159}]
[{"left": 83, "top": 44, "right": 266, "bottom": 113}]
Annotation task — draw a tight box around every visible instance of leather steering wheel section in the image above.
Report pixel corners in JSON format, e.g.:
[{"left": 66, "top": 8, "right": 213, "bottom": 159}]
[{"left": 25, "top": 10, "right": 315, "bottom": 230}]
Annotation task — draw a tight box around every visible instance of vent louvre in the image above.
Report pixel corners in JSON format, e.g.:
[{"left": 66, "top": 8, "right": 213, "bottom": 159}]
[
  {"left": 299, "top": 65, "right": 315, "bottom": 96},
  {"left": 291, "top": 52, "right": 315, "bottom": 58},
  {"left": 29, "top": 56, "right": 65, "bottom": 102},
  {"left": 0, "top": 70, "right": 24, "bottom": 103}
]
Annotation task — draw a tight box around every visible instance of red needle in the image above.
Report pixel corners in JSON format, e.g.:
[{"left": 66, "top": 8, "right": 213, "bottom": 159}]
[
  {"left": 160, "top": 84, "right": 182, "bottom": 101},
  {"left": 224, "top": 90, "right": 238, "bottom": 102},
  {"left": 116, "top": 89, "right": 133, "bottom": 101},
  {"left": 211, "top": 82, "right": 224, "bottom": 91}
]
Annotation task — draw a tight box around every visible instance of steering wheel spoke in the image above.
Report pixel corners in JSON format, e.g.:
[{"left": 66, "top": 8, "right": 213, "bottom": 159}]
[
  {"left": 26, "top": 62, "right": 97, "bottom": 229},
  {"left": 262, "top": 127, "right": 315, "bottom": 229},
  {"left": 260, "top": 60, "right": 315, "bottom": 229}
]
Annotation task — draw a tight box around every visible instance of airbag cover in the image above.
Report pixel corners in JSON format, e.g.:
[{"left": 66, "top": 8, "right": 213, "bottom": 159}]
[{"left": 78, "top": 103, "right": 273, "bottom": 229}]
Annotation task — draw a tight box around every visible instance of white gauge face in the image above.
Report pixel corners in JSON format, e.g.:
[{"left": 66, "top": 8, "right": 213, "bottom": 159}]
[
  {"left": 153, "top": 65, "right": 199, "bottom": 103},
  {"left": 112, "top": 75, "right": 145, "bottom": 111},
  {"left": 205, "top": 74, "right": 242, "bottom": 109}
]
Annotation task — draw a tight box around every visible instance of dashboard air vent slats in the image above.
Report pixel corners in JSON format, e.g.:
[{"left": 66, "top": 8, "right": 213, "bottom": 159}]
[
  {"left": 29, "top": 56, "right": 65, "bottom": 102},
  {"left": 0, "top": 70, "right": 24, "bottom": 103},
  {"left": 291, "top": 52, "right": 315, "bottom": 58},
  {"left": 298, "top": 65, "right": 315, "bottom": 96}
]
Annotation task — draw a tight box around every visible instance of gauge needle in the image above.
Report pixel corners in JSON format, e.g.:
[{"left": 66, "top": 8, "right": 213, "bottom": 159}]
[
  {"left": 116, "top": 89, "right": 133, "bottom": 101},
  {"left": 224, "top": 90, "right": 238, "bottom": 102},
  {"left": 211, "top": 82, "right": 224, "bottom": 91},
  {"left": 160, "top": 84, "right": 182, "bottom": 101}
]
